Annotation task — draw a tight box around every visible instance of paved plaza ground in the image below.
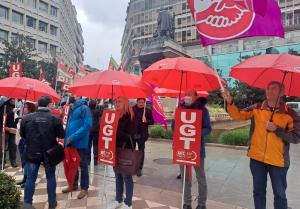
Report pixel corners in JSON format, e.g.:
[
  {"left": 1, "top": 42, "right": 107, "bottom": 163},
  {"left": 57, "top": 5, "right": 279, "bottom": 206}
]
[{"left": 4, "top": 140, "right": 300, "bottom": 209}]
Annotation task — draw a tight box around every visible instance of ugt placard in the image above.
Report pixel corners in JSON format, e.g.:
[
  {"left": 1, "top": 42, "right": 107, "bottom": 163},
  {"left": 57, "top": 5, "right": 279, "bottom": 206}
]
[
  {"left": 173, "top": 108, "right": 202, "bottom": 166},
  {"left": 98, "top": 110, "right": 120, "bottom": 166}
]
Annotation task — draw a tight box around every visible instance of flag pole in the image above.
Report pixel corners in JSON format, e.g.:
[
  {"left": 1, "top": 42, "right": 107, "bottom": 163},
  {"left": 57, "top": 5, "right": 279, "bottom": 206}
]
[
  {"left": 1, "top": 105, "right": 7, "bottom": 170},
  {"left": 181, "top": 165, "right": 187, "bottom": 209}
]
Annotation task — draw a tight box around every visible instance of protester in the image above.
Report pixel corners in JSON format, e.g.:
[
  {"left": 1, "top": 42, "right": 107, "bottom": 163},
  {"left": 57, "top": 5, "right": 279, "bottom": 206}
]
[
  {"left": 180, "top": 92, "right": 212, "bottom": 209},
  {"left": 1, "top": 98, "right": 18, "bottom": 168},
  {"left": 16, "top": 102, "right": 37, "bottom": 188},
  {"left": 62, "top": 96, "right": 92, "bottom": 199},
  {"left": 222, "top": 81, "right": 300, "bottom": 209},
  {"left": 132, "top": 98, "right": 154, "bottom": 176},
  {"left": 20, "top": 96, "right": 65, "bottom": 209},
  {"left": 88, "top": 99, "right": 102, "bottom": 166},
  {"left": 109, "top": 96, "right": 135, "bottom": 209}
]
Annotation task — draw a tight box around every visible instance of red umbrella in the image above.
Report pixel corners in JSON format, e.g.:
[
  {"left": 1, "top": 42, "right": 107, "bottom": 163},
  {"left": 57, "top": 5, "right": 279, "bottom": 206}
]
[
  {"left": 154, "top": 87, "right": 209, "bottom": 98},
  {"left": 0, "top": 77, "right": 60, "bottom": 102},
  {"left": 63, "top": 147, "right": 80, "bottom": 194},
  {"left": 230, "top": 54, "right": 300, "bottom": 97},
  {"left": 142, "top": 57, "right": 223, "bottom": 93},
  {"left": 69, "top": 70, "right": 152, "bottom": 99}
]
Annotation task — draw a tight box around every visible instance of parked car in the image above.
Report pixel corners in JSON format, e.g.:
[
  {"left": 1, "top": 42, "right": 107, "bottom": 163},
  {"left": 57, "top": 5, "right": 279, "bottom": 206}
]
[{"left": 287, "top": 102, "right": 300, "bottom": 115}]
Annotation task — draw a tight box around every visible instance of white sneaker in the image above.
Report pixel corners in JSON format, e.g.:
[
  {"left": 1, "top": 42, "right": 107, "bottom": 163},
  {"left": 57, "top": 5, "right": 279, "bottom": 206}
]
[
  {"left": 107, "top": 201, "right": 123, "bottom": 209},
  {"left": 120, "top": 204, "right": 132, "bottom": 209}
]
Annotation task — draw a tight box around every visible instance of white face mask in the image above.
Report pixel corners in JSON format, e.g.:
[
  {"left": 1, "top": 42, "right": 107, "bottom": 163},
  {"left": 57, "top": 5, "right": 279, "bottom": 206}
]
[{"left": 184, "top": 96, "right": 193, "bottom": 106}]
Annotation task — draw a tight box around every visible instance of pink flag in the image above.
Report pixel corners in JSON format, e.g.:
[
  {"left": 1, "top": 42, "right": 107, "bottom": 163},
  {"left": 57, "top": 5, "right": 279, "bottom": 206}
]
[
  {"left": 148, "top": 95, "right": 168, "bottom": 132},
  {"left": 188, "top": 0, "right": 284, "bottom": 46}
]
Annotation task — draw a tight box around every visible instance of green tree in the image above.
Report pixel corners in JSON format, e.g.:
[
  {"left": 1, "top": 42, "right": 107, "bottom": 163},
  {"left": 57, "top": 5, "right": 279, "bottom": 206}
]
[
  {"left": 231, "top": 52, "right": 265, "bottom": 108},
  {"left": 0, "top": 34, "right": 38, "bottom": 79},
  {"left": 0, "top": 34, "right": 58, "bottom": 88}
]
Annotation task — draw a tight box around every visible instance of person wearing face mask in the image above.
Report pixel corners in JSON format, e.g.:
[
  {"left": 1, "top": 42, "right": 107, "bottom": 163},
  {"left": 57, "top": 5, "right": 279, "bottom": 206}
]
[{"left": 180, "top": 91, "right": 212, "bottom": 209}]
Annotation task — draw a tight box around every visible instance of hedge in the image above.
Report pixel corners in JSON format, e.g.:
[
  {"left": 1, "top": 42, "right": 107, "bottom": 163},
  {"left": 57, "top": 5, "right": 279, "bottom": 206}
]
[
  {"left": 149, "top": 125, "right": 173, "bottom": 139},
  {"left": 220, "top": 127, "right": 250, "bottom": 146}
]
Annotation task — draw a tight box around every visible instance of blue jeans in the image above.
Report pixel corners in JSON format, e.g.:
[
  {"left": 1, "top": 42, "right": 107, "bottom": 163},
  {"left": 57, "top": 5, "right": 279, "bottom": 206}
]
[
  {"left": 24, "top": 162, "right": 56, "bottom": 205},
  {"left": 115, "top": 172, "right": 134, "bottom": 207},
  {"left": 250, "top": 159, "right": 288, "bottom": 209},
  {"left": 74, "top": 149, "right": 89, "bottom": 190}
]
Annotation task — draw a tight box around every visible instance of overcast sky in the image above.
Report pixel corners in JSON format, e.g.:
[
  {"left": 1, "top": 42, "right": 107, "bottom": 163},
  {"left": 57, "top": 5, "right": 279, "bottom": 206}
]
[{"left": 71, "top": 0, "right": 130, "bottom": 70}]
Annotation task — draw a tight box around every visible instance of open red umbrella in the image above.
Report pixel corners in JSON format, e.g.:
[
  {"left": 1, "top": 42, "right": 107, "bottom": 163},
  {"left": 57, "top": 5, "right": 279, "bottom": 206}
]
[
  {"left": 0, "top": 77, "right": 60, "bottom": 102},
  {"left": 231, "top": 54, "right": 300, "bottom": 97},
  {"left": 142, "top": 57, "right": 223, "bottom": 93},
  {"left": 69, "top": 70, "right": 152, "bottom": 99},
  {"left": 63, "top": 147, "right": 80, "bottom": 194},
  {"left": 154, "top": 87, "right": 209, "bottom": 98},
  {"left": 231, "top": 54, "right": 300, "bottom": 120}
]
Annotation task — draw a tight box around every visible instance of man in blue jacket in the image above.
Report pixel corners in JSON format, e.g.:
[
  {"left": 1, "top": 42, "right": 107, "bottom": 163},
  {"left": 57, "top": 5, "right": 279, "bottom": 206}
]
[
  {"left": 180, "top": 91, "right": 212, "bottom": 209},
  {"left": 62, "top": 96, "right": 92, "bottom": 199}
]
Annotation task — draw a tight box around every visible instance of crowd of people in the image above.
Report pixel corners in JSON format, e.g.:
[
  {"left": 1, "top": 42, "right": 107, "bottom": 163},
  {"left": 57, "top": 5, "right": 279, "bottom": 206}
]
[{"left": 0, "top": 80, "right": 299, "bottom": 209}]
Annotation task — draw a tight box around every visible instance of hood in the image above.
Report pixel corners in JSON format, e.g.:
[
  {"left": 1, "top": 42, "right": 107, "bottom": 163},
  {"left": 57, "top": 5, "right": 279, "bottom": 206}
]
[{"left": 73, "top": 99, "right": 88, "bottom": 109}]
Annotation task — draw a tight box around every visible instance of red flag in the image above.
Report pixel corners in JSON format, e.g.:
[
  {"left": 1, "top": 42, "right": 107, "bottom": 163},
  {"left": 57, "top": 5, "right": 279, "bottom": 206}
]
[
  {"left": 9, "top": 63, "right": 22, "bottom": 77},
  {"left": 62, "top": 104, "right": 71, "bottom": 128},
  {"left": 98, "top": 110, "right": 120, "bottom": 166}
]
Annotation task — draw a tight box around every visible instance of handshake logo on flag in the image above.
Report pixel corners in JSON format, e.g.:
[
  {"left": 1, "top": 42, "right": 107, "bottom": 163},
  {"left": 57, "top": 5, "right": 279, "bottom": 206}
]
[{"left": 192, "top": 0, "right": 255, "bottom": 40}]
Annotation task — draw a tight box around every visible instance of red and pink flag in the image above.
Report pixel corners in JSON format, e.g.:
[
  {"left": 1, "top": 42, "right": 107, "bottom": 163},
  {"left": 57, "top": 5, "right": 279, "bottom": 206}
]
[
  {"left": 188, "top": 0, "right": 284, "bottom": 46},
  {"left": 148, "top": 94, "right": 168, "bottom": 132}
]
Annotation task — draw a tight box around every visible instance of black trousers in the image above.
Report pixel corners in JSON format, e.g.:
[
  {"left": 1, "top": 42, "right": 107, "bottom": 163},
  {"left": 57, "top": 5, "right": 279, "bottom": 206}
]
[
  {"left": 136, "top": 139, "right": 145, "bottom": 170},
  {"left": 5, "top": 133, "right": 17, "bottom": 164}
]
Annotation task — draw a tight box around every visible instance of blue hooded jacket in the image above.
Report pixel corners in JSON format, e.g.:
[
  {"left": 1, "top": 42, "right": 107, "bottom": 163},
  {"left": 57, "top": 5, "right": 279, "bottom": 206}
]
[
  {"left": 181, "top": 97, "right": 212, "bottom": 159},
  {"left": 65, "top": 99, "right": 92, "bottom": 149}
]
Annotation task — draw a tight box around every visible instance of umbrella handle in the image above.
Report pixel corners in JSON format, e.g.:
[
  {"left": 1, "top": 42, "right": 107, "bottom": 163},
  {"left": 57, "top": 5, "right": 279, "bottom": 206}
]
[{"left": 269, "top": 72, "right": 287, "bottom": 122}]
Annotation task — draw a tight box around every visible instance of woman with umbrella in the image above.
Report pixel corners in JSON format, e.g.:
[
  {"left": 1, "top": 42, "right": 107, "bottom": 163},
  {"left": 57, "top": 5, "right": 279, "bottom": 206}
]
[{"left": 109, "top": 96, "right": 135, "bottom": 209}]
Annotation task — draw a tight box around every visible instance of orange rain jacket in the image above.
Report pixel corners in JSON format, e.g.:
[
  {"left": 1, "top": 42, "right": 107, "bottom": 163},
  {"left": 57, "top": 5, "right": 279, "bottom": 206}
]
[{"left": 227, "top": 101, "right": 300, "bottom": 167}]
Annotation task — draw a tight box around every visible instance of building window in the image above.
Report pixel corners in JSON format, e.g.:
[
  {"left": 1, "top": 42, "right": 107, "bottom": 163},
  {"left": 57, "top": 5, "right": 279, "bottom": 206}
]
[
  {"left": 12, "top": 10, "right": 24, "bottom": 24},
  {"left": 38, "top": 41, "right": 47, "bottom": 53},
  {"left": 0, "top": 29, "right": 8, "bottom": 42},
  {"left": 50, "top": 25, "right": 57, "bottom": 36},
  {"left": 26, "top": 16, "right": 36, "bottom": 28},
  {"left": 50, "top": 6, "right": 57, "bottom": 17},
  {"left": 26, "top": 38, "right": 35, "bottom": 49},
  {"left": 0, "top": 5, "right": 9, "bottom": 19},
  {"left": 25, "top": 0, "right": 36, "bottom": 8},
  {"left": 50, "top": 45, "right": 57, "bottom": 57},
  {"left": 39, "top": 0, "right": 48, "bottom": 13},
  {"left": 39, "top": 20, "right": 48, "bottom": 32}
]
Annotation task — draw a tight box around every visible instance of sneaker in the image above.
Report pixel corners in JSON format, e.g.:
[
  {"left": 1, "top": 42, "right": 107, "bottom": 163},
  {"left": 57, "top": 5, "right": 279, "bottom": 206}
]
[
  {"left": 16, "top": 177, "right": 26, "bottom": 185},
  {"left": 120, "top": 204, "right": 132, "bottom": 209},
  {"left": 77, "top": 190, "right": 88, "bottom": 199},
  {"left": 61, "top": 186, "right": 78, "bottom": 193},
  {"left": 182, "top": 204, "right": 192, "bottom": 209},
  {"left": 48, "top": 201, "right": 57, "bottom": 209},
  {"left": 107, "top": 201, "right": 123, "bottom": 209},
  {"left": 136, "top": 169, "right": 142, "bottom": 177},
  {"left": 196, "top": 205, "right": 206, "bottom": 209}
]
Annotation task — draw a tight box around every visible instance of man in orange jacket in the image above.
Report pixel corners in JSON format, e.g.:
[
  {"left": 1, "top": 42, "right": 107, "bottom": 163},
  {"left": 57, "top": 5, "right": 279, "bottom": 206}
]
[{"left": 222, "top": 81, "right": 300, "bottom": 209}]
